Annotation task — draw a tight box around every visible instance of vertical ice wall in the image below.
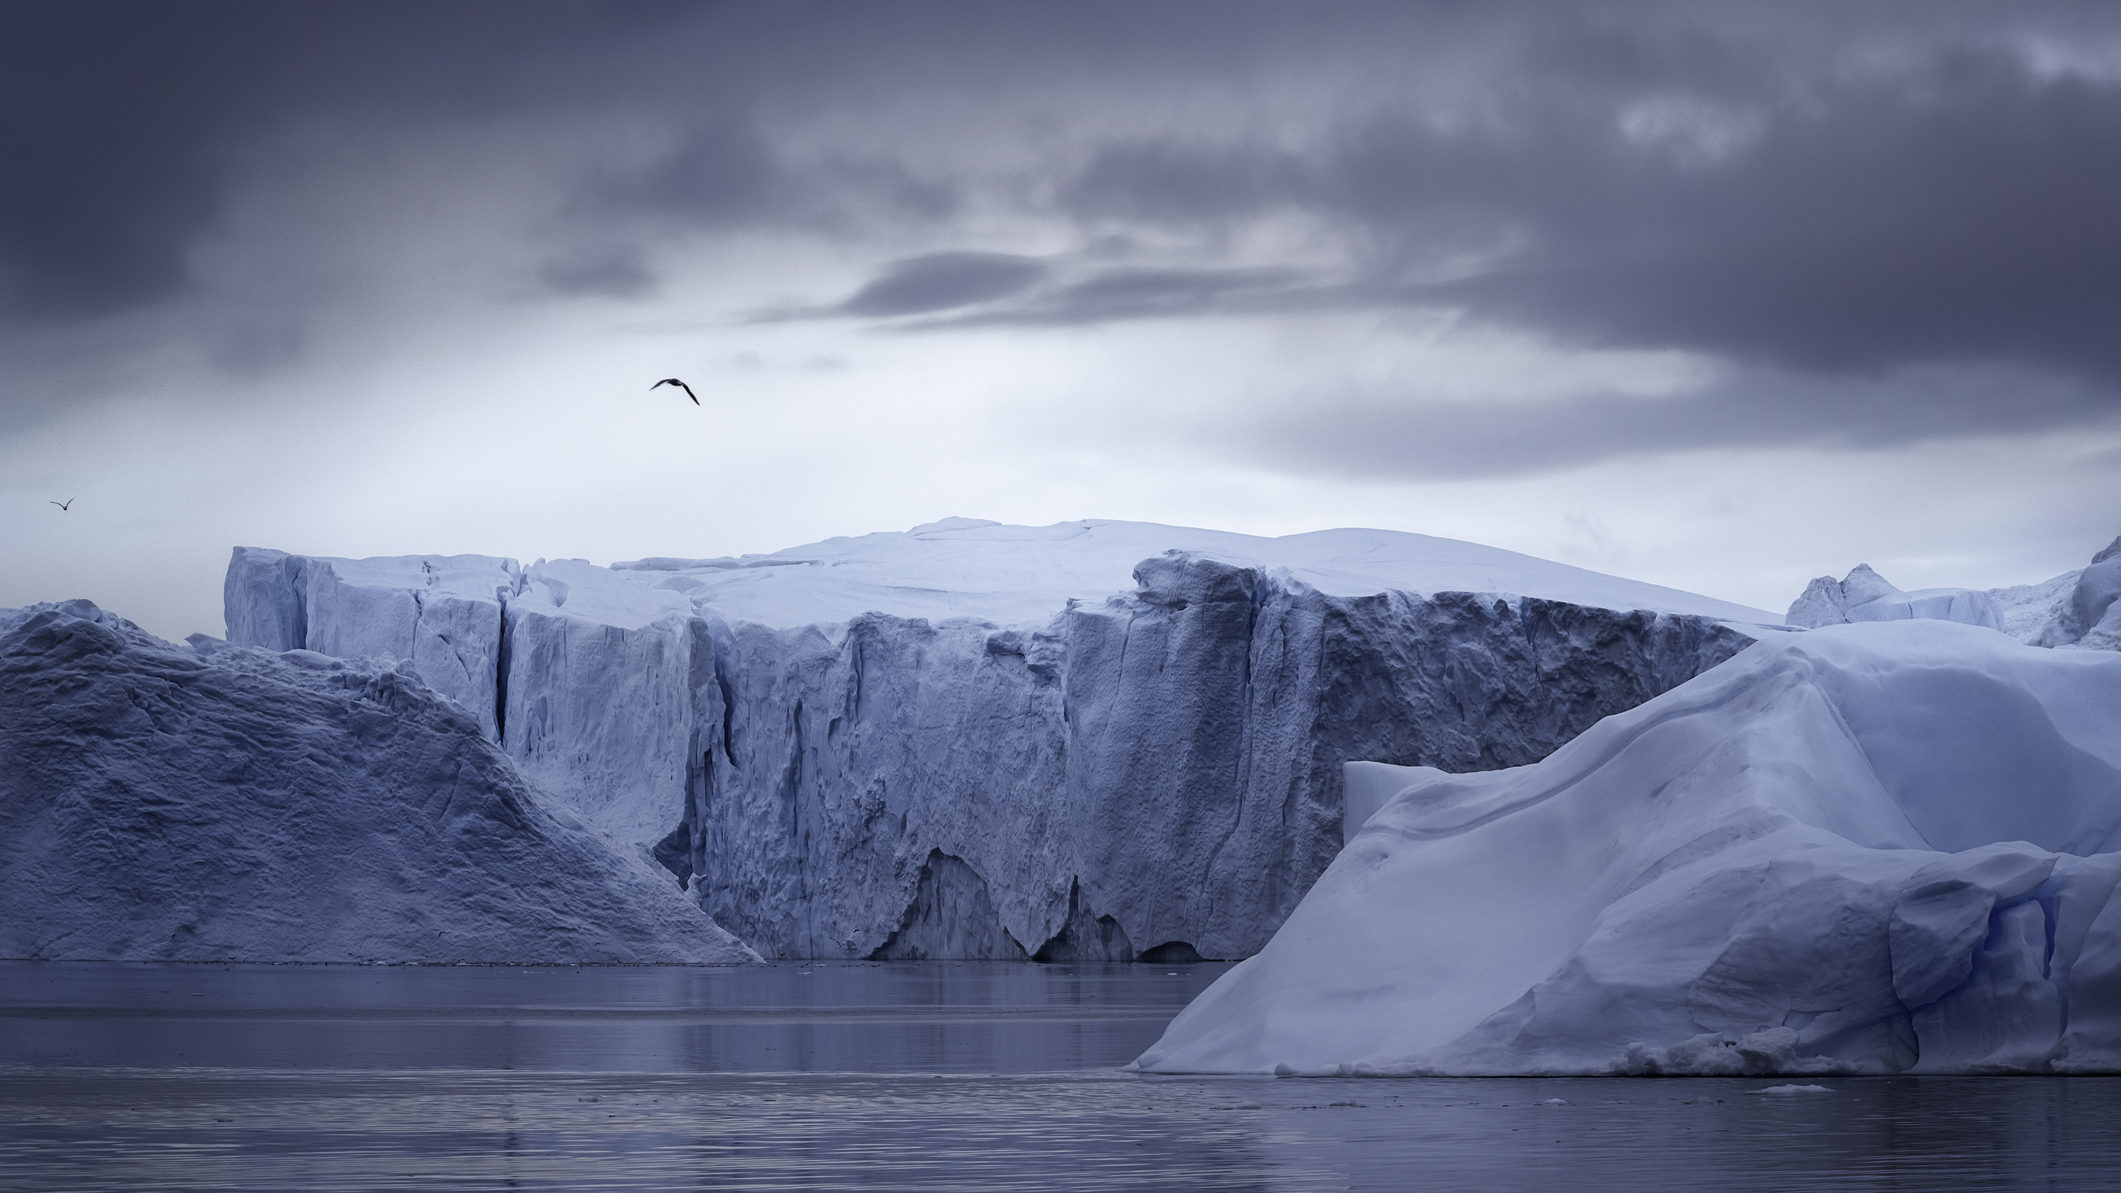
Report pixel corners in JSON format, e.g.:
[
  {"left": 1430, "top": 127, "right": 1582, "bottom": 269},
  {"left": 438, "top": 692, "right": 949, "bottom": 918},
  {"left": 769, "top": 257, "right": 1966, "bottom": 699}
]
[
  {"left": 687, "top": 553, "right": 1753, "bottom": 959},
  {"left": 499, "top": 559, "right": 705, "bottom": 848},
  {"left": 225, "top": 544, "right": 1757, "bottom": 960},
  {"left": 224, "top": 548, "right": 519, "bottom": 740}
]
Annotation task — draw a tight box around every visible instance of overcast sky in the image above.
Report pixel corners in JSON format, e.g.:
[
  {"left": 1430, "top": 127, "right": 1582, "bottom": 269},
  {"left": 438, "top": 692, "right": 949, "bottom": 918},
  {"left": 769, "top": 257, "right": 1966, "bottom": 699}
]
[{"left": 6, "top": 0, "right": 2121, "bottom": 637}]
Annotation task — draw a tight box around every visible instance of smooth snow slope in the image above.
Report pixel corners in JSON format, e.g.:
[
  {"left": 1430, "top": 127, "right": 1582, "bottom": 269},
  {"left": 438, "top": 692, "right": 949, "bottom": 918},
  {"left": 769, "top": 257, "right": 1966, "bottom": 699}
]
[
  {"left": 0, "top": 601, "right": 755, "bottom": 964},
  {"left": 616, "top": 518, "right": 1775, "bottom": 628},
  {"left": 227, "top": 519, "right": 1771, "bottom": 960},
  {"left": 1135, "top": 620, "right": 2121, "bottom": 1075}
]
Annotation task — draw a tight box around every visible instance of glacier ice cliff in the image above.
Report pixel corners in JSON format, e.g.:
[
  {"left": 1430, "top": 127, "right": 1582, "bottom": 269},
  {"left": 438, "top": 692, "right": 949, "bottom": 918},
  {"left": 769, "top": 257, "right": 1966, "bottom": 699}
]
[
  {"left": 0, "top": 600, "right": 756, "bottom": 964},
  {"left": 1789, "top": 534, "right": 2121, "bottom": 650},
  {"left": 223, "top": 520, "right": 1770, "bottom": 960},
  {"left": 1132, "top": 620, "right": 2121, "bottom": 1076}
]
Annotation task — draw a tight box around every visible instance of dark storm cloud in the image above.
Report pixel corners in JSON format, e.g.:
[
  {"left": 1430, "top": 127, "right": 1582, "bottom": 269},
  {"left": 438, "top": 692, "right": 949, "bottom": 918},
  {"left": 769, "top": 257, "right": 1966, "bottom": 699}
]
[
  {"left": 0, "top": 1, "right": 1489, "bottom": 330},
  {"left": 598, "top": 122, "right": 789, "bottom": 226},
  {"left": 1220, "top": 363, "right": 2116, "bottom": 482},
  {"left": 1419, "top": 50, "right": 2121, "bottom": 386},
  {"left": 0, "top": 2, "right": 839, "bottom": 315},
  {"left": 1020, "top": 265, "right": 1314, "bottom": 324},
  {"left": 836, "top": 252, "right": 1049, "bottom": 317},
  {"left": 782, "top": 257, "right": 1325, "bottom": 326},
  {"left": 538, "top": 252, "right": 658, "bottom": 300},
  {"left": 915, "top": 265, "right": 1326, "bottom": 327},
  {"left": 1057, "top": 33, "right": 2121, "bottom": 395},
  {"left": 10, "top": 0, "right": 2121, "bottom": 473},
  {"left": 203, "top": 317, "right": 305, "bottom": 379},
  {"left": 572, "top": 122, "right": 958, "bottom": 255},
  {"left": 0, "top": 5, "right": 275, "bottom": 321}
]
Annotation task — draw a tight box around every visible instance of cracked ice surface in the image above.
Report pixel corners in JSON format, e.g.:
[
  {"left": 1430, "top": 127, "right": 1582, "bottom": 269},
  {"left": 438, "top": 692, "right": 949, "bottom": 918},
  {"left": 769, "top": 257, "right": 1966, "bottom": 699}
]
[
  {"left": 224, "top": 519, "right": 1769, "bottom": 960},
  {"left": 0, "top": 600, "right": 755, "bottom": 964},
  {"left": 1134, "top": 620, "right": 2121, "bottom": 1075}
]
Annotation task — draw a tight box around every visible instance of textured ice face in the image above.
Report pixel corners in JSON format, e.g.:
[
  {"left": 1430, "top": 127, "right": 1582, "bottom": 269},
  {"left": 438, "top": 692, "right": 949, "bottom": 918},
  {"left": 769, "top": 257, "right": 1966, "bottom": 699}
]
[
  {"left": 2066, "top": 537, "right": 2121, "bottom": 647},
  {"left": 223, "top": 522, "right": 1767, "bottom": 960},
  {"left": 1134, "top": 620, "right": 2121, "bottom": 1076},
  {"left": 224, "top": 548, "right": 520, "bottom": 738},
  {"left": 0, "top": 600, "right": 756, "bottom": 964}
]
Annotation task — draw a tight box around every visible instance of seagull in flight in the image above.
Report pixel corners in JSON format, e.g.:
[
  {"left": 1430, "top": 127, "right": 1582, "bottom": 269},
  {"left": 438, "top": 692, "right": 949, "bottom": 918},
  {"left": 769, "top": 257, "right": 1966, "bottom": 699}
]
[
  {"left": 49, "top": 497, "right": 74, "bottom": 511},
  {"left": 651, "top": 377, "right": 699, "bottom": 405}
]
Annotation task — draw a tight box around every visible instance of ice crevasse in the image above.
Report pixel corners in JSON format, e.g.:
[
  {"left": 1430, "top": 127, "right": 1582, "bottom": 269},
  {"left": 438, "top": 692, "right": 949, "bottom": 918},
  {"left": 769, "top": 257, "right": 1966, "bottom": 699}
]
[{"left": 1135, "top": 620, "right": 2121, "bottom": 1076}]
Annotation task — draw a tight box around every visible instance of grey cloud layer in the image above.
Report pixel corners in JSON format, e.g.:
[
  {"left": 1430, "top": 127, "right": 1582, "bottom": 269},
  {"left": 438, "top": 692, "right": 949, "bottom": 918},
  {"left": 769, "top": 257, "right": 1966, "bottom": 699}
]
[
  {"left": 7, "top": 1, "right": 2121, "bottom": 474},
  {"left": 1218, "top": 364, "right": 2117, "bottom": 482},
  {"left": 1050, "top": 43, "right": 2121, "bottom": 388}
]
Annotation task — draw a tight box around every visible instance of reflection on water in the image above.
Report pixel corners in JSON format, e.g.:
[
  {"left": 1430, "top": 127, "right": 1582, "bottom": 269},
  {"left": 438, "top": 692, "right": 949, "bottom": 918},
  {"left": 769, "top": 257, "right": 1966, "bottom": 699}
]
[
  {"left": 0, "top": 961, "right": 1210, "bottom": 1074},
  {"left": 3, "top": 962, "right": 2118, "bottom": 1191}
]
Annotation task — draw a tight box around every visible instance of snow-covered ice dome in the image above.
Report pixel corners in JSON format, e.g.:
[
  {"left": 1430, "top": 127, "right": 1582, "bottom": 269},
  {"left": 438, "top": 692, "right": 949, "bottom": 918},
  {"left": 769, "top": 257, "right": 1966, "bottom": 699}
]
[
  {"left": 1134, "top": 619, "right": 2121, "bottom": 1075},
  {"left": 614, "top": 517, "right": 1776, "bottom": 628}
]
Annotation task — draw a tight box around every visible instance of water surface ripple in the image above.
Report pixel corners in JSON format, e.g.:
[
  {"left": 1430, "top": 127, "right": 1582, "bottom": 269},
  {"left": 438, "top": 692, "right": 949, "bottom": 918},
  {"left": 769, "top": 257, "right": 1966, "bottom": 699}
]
[{"left": 2, "top": 962, "right": 2115, "bottom": 1191}]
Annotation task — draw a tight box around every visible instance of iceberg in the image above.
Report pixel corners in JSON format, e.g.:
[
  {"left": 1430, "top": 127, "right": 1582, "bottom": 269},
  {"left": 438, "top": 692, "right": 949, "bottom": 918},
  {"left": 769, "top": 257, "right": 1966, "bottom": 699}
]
[
  {"left": 0, "top": 600, "right": 756, "bottom": 964},
  {"left": 225, "top": 519, "right": 1770, "bottom": 960},
  {"left": 1790, "top": 535, "right": 2121, "bottom": 651},
  {"left": 1786, "top": 563, "right": 2003, "bottom": 632},
  {"left": 1133, "top": 620, "right": 2121, "bottom": 1076},
  {"left": 2051, "top": 537, "right": 2121, "bottom": 650}
]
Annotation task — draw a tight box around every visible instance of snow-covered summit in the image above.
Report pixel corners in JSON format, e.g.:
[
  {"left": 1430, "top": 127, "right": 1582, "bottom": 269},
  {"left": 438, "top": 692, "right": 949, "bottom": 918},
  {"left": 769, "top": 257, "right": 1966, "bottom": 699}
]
[
  {"left": 609, "top": 518, "right": 1774, "bottom": 629},
  {"left": 1135, "top": 619, "right": 2121, "bottom": 1076}
]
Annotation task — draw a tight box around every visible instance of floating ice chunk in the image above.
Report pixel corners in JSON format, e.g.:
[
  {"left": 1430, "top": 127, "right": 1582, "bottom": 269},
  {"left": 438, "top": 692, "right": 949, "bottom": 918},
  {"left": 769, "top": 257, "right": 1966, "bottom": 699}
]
[
  {"left": 0, "top": 600, "right": 755, "bottom": 964},
  {"left": 1134, "top": 620, "right": 2121, "bottom": 1076}
]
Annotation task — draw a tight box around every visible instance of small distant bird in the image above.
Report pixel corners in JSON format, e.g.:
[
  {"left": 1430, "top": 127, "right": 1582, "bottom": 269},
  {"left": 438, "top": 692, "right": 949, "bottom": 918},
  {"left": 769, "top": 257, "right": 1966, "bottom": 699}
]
[
  {"left": 651, "top": 377, "right": 699, "bottom": 405},
  {"left": 49, "top": 497, "right": 74, "bottom": 511}
]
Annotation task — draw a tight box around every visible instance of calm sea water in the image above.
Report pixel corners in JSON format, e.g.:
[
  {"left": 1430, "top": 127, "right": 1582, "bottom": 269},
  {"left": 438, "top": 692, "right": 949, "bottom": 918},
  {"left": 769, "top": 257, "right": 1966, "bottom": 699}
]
[{"left": 2, "top": 961, "right": 2117, "bottom": 1191}]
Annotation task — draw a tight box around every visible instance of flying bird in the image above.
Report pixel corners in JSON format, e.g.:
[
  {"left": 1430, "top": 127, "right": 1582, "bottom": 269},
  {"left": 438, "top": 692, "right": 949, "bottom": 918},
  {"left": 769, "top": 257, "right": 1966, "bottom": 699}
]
[
  {"left": 49, "top": 498, "right": 74, "bottom": 511},
  {"left": 651, "top": 377, "right": 699, "bottom": 405}
]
